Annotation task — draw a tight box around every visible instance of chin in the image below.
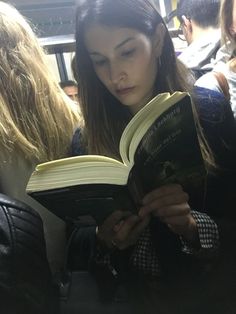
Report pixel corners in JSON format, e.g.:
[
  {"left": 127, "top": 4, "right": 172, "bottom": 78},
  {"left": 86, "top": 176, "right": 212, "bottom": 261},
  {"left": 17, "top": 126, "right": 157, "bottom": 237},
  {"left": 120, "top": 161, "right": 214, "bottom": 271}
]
[{"left": 120, "top": 101, "right": 137, "bottom": 108}]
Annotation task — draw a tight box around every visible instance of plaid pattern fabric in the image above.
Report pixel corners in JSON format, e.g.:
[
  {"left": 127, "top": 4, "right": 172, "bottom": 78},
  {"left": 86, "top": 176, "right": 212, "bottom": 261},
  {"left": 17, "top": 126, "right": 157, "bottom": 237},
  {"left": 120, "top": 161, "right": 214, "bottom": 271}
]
[
  {"left": 130, "top": 227, "right": 160, "bottom": 276},
  {"left": 181, "top": 210, "right": 220, "bottom": 256},
  {"left": 95, "top": 211, "right": 219, "bottom": 277}
]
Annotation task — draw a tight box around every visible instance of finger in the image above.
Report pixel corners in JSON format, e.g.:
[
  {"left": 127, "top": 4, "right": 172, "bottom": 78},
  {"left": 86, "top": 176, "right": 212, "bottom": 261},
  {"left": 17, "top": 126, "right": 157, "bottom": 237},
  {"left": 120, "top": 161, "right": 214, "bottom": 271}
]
[
  {"left": 160, "top": 212, "right": 192, "bottom": 226},
  {"left": 113, "top": 219, "right": 125, "bottom": 232},
  {"left": 114, "top": 215, "right": 141, "bottom": 244},
  {"left": 128, "top": 216, "right": 150, "bottom": 245},
  {"left": 112, "top": 211, "right": 133, "bottom": 232},
  {"left": 115, "top": 216, "right": 150, "bottom": 250},
  {"left": 100, "top": 210, "right": 129, "bottom": 233},
  {"left": 97, "top": 211, "right": 127, "bottom": 246},
  {"left": 139, "top": 192, "right": 189, "bottom": 217},
  {"left": 142, "top": 184, "right": 183, "bottom": 205},
  {"left": 154, "top": 203, "right": 191, "bottom": 218}
]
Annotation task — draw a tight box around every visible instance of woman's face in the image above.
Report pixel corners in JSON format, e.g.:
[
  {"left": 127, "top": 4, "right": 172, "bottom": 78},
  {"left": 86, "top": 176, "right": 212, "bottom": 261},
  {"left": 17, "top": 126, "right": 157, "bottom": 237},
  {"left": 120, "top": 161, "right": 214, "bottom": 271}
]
[{"left": 84, "top": 24, "right": 164, "bottom": 114}]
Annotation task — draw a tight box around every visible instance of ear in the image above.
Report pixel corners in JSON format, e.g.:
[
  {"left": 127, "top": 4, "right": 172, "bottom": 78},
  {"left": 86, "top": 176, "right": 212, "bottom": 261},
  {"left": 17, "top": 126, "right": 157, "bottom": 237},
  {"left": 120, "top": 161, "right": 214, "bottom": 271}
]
[
  {"left": 181, "top": 15, "right": 192, "bottom": 34},
  {"left": 153, "top": 23, "right": 166, "bottom": 58},
  {"left": 181, "top": 15, "right": 193, "bottom": 44}
]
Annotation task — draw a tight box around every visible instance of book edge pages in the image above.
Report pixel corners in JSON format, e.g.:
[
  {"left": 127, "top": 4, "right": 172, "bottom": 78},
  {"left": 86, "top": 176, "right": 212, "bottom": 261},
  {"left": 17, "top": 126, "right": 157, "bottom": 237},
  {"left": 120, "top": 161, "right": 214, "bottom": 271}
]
[
  {"left": 128, "top": 92, "right": 188, "bottom": 163},
  {"left": 27, "top": 155, "right": 128, "bottom": 193},
  {"left": 119, "top": 92, "right": 188, "bottom": 165},
  {"left": 119, "top": 93, "right": 170, "bottom": 165}
]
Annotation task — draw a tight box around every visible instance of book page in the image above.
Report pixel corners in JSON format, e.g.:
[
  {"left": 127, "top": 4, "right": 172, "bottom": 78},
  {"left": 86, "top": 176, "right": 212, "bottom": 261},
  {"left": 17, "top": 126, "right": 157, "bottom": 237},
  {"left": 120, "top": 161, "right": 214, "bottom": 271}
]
[
  {"left": 36, "top": 155, "right": 123, "bottom": 171},
  {"left": 27, "top": 155, "right": 128, "bottom": 192},
  {"left": 119, "top": 94, "right": 169, "bottom": 166},
  {"left": 119, "top": 92, "right": 187, "bottom": 166}
]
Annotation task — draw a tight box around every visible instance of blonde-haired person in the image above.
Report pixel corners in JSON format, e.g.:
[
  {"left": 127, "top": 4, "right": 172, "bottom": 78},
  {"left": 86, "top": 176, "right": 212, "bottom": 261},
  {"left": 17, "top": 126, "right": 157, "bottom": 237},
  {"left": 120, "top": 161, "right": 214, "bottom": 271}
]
[
  {"left": 196, "top": 0, "right": 236, "bottom": 117},
  {"left": 0, "top": 2, "right": 80, "bottom": 273}
]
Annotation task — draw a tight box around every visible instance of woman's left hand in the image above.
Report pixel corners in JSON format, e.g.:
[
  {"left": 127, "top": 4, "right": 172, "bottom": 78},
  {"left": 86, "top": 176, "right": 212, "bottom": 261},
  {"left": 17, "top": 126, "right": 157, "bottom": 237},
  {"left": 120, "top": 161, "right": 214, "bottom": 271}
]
[{"left": 139, "top": 184, "right": 199, "bottom": 244}]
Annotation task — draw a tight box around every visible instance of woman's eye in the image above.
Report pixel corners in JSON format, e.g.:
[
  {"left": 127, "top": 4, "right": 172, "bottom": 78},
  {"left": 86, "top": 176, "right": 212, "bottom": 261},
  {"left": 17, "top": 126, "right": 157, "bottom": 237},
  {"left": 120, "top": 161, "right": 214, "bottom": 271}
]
[
  {"left": 93, "top": 59, "right": 107, "bottom": 66},
  {"left": 121, "top": 48, "right": 135, "bottom": 57}
]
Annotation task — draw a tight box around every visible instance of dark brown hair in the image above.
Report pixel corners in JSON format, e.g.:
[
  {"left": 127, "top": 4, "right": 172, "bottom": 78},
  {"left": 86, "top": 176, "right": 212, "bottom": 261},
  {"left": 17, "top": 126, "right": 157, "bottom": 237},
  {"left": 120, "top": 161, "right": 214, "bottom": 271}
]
[{"left": 75, "top": 0, "right": 191, "bottom": 158}]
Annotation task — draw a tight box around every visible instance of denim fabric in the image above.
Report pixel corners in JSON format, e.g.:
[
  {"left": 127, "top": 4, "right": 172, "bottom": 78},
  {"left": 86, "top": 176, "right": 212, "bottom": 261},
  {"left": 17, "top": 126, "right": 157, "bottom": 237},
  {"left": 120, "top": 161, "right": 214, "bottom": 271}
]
[{"left": 192, "top": 86, "right": 236, "bottom": 170}]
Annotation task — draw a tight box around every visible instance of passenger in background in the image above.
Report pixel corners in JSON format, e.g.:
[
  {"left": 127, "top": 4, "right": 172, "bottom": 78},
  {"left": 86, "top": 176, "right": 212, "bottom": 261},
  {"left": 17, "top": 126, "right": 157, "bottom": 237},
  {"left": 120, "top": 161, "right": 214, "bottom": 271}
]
[
  {"left": 166, "top": 0, "right": 221, "bottom": 79},
  {"left": 196, "top": 0, "right": 236, "bottom": 118},
  {"left": 0, "top": 2, "right": 80, "bottom": 273},
  {"left": 59, "top": 80, "right": 80, "bottom": 105}
]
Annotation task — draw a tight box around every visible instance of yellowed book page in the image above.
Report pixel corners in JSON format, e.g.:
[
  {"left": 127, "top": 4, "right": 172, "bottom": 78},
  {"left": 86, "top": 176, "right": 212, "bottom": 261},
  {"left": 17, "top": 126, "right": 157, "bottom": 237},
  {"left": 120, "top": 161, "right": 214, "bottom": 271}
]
[
  {"left": 27, "top": 155, "right": 128, "bottom": 192},
  {"left": 36, "top": 155, "right": 123, "bottom": 171},
  {"left": 120, "top": 92, "right": 188, "bottom": 165},
  {"left": 119, "top": 93, "right": 170, "bottom": 166}
]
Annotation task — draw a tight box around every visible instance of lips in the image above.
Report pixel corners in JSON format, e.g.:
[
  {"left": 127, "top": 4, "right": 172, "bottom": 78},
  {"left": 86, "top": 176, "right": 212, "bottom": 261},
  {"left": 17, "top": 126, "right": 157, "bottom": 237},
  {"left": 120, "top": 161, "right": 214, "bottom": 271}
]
[{"left": 116, "top": 86, "right": 135, "bottom": 96}]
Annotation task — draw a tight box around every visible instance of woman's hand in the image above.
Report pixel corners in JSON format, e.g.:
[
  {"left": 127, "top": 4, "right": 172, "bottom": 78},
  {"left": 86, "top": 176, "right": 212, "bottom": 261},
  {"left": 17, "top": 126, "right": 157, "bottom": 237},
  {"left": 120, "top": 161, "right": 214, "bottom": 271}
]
[
  {"left": 96, "top": 210, "right": 150, "bottom": 250},
  {"left": 139, "top": 184, "right": 199, "bottom": 244}
]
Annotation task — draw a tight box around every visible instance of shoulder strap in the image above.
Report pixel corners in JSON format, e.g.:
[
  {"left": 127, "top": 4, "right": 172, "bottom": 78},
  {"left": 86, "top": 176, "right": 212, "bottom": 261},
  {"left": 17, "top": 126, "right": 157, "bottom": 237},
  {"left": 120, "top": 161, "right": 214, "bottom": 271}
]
[{"left": 213, "top": 71, "right": 230, "bottom": 101}]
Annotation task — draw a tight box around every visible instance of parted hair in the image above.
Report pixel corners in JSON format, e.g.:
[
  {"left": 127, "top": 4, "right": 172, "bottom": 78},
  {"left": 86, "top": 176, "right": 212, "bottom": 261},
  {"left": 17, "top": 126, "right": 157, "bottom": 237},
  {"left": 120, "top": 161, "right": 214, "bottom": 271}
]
[
  {"left": 75, "top": 0, "right": 192, "bottom": 158},
  {"left": 0, "top": 2, "right": 80, "bottom": 162}
]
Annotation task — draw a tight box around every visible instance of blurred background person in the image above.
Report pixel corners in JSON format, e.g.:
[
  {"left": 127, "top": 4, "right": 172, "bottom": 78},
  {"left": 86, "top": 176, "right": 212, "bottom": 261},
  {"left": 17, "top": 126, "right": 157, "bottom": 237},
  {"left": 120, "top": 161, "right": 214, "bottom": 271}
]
[
  {"left": 166, "top": 0, "right": 221, "bottom": 80},
  {"left": 196, "top": 0, "right": 236, "bottom": 117},
  {"left": 59, "top": 80, "right": 79, "bottom": 105}
]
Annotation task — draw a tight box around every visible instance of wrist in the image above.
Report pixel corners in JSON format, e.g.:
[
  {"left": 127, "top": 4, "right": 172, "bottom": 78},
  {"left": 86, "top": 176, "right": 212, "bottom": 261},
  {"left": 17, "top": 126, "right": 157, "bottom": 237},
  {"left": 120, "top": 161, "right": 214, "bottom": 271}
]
[
  {"left": 96, "top": 228, "right": 117, "bottom": 253},
  {"left": 181, "top": 216, "right": 200, "bottom": 248}
]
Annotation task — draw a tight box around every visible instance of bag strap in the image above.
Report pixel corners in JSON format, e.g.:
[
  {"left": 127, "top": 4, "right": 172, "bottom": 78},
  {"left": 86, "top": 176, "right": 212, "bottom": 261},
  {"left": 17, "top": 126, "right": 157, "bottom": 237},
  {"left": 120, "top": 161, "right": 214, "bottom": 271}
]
[{"left": 213, "top": 71, "right": 230, "bottom": 101}]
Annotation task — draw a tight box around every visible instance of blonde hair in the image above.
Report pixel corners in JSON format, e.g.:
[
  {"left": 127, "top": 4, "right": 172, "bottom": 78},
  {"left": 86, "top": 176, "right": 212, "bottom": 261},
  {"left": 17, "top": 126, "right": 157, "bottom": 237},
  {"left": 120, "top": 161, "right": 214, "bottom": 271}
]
[{"left": 0, "top": 2, "right": 80, "bottom": 162}]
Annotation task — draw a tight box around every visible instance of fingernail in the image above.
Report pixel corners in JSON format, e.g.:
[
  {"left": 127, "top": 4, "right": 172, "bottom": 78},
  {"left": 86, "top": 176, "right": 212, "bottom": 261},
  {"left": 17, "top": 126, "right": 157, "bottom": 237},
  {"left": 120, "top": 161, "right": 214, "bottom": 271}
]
[
  {"left": 142, "top": 196, "right": 149, "bottom": 205},
  {"left": 133, "top": 215, "right": 141, "bottom": 222},
  {"left": 138, "top": 207, "right": 146, "bottom": 218}
]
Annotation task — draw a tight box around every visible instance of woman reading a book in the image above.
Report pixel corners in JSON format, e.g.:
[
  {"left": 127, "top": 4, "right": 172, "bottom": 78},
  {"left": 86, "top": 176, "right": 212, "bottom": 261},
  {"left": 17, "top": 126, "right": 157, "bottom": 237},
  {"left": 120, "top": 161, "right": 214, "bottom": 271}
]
[{"left": 68, "top": 0, "right": 236, "bottom": 312}]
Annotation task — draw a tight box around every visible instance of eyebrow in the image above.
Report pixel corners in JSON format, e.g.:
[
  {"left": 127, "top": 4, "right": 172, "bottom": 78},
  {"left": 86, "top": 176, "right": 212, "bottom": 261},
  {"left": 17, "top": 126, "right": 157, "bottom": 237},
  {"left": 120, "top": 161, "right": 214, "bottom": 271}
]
[{"left": 89, "top": 37, "right": 135, "bottom": 56}]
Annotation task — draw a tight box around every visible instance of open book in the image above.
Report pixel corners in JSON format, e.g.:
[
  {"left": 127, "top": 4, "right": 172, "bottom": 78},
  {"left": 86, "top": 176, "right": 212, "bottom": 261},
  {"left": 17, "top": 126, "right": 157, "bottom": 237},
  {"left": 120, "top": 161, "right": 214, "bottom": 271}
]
[{"left": 27, "top": 92, "right": 206, "bottom": 224}]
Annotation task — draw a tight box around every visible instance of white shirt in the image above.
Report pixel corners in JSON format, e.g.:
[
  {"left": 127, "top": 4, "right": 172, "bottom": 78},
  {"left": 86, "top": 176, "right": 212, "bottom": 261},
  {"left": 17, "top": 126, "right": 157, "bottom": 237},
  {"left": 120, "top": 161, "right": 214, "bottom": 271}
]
[
  {"left": 195, "top": 43, "right": 236, "bottom": 118},
  {"left": 179, "top": 30, "right": 221, "bottom": 71}
]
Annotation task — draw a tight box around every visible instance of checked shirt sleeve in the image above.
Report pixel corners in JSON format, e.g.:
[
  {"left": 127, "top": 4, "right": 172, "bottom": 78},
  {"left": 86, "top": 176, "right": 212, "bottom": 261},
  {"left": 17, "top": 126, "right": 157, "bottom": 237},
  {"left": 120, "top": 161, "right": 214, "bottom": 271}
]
[
  {"left": 130, "top": 227, "right": 160, "bottom": 276},
  {"left": 94, "top": 227, "right": 160, "bottom": 277},
  {"left": 181, "top": 210, "right": 219, "bottom": 256},
  {"left": 94, "top": 211, "right": 219, "bottom": 277}
]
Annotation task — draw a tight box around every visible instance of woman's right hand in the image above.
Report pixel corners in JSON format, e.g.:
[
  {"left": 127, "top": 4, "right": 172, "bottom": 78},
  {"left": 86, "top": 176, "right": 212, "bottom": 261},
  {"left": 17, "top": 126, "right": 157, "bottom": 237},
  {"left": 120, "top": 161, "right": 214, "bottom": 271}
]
[{"left": 96, "top": 210, "right": 150, "bottom": 250}]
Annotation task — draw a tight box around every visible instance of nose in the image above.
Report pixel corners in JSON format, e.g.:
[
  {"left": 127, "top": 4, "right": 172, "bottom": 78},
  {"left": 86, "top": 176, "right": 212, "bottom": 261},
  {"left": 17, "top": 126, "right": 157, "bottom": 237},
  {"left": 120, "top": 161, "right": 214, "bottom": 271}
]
[{"left": 109, "top": 62, "right": 125, "bottom": 85}]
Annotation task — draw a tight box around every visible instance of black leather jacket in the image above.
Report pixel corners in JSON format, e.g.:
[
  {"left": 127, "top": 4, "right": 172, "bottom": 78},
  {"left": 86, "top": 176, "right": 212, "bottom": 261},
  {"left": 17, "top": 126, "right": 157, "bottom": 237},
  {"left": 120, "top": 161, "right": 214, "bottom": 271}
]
[{"left": 0, "top": 193, "right": 57, "bottom": 314}]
